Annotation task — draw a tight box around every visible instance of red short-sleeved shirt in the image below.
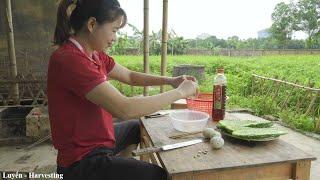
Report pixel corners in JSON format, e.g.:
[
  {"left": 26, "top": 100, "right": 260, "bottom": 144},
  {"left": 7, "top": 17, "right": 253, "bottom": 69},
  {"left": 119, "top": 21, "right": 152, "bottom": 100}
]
[{"left": 47, "top": 39, "right": 116, "bottom": 167}]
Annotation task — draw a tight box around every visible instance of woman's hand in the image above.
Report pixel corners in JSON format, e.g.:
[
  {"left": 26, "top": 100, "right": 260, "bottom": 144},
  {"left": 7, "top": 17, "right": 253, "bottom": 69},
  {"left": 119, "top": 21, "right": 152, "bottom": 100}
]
[
  {"left": 170, "top": 75, "right": 197, "bottom": 88},
  {"left": 176, "top": 79, "right": 198, "bottom": 98}
]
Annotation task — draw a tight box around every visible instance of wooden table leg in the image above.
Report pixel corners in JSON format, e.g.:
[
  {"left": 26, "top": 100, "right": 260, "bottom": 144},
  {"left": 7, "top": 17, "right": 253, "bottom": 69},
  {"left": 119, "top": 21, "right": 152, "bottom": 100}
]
[
  {"left": 139, "top": 120, "right": 163, "bottom": 166},
  {"left": 292, "top": 160, "right": 311, "bottom": 180},
  {"left": 142, "top": 136, "right": 159, "bottom": 165},
  {"left": 140, "top": 122, "right": 150, "bottom": 162}
]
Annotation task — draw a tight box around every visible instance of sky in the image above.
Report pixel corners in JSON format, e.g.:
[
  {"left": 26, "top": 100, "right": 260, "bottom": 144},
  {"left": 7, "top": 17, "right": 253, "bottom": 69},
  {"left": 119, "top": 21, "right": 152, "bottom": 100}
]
[{"left": 118, "top": 0, "right": 306, "bottom": 40}]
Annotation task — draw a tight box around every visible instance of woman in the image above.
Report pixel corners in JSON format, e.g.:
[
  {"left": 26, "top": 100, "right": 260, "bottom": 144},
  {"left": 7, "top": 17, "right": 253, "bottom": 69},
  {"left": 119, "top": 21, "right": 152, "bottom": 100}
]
[{"left": 47, "top": 0, "right": 197, "bottom": 179}]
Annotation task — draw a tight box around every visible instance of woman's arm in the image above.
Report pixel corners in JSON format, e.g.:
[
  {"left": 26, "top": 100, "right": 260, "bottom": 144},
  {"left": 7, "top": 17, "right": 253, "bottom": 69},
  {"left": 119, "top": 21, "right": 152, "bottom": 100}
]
[
  {"left": 108, "top": 63, "right": 194, "bottom": 87},
  {"left": 85, "top": 80, "right": 196, "bottom": 120},
  {"left": 130, "top": 71, "right": 173, "bottom": 86}
]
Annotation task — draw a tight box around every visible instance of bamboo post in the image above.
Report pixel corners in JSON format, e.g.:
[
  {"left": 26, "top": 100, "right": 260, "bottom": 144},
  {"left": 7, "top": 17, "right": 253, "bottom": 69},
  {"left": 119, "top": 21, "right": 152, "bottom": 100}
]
[
  {"left": 276, "top": 78, "right": 287, "bottom": 108},
  {"left": 271, "top": 81, "right": 281, "bottom": 103},
  {"left": 266, "top": 75, "right": 278, "bottom": 97},
  {"left": 316, "top": 117, "right": 320, "bottom": 133},
  {"left": 258, "top": 78, "right": 266, "bottom": 96},
  {"left": 4, "top": 0, "right": 19, "bottom": 104},
  {"left": 263, "top": 79, "right": 275, "bottom": 102},
  {"left": 251, "top": 75, "right": 255, "bottom": 96},
  {"left": 275, "top": 79, "right": 290, "bottom": 110},
  {"left": 295, "top": 89, "right": 306, "bottom": 113},
  {"left": 281, "top": 80, "right": 298, "bottom": 110},
  {"left": 264, "top": 81, "right": 273, "bottom": 97},
  {"left": 305, "top": 92, "right": 319, "bottom": 116},
  {"left": 143, "top": 0, "right": 150, "bottom": 96},
  {"left": 160, "top": 0, "right": 168, "bottom": 93},
  {"left": 296, "top": 82, "right": 314, "bottom": 113}
]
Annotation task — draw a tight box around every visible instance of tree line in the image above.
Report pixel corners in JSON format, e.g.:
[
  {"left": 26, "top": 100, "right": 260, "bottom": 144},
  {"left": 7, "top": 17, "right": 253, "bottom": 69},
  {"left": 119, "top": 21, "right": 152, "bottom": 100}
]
[
  {"left": 110, "top": 0, "right": 320, "bottom": 55},
  {"left": 0, "top": 0, "right": 318, "bottom": 55}
]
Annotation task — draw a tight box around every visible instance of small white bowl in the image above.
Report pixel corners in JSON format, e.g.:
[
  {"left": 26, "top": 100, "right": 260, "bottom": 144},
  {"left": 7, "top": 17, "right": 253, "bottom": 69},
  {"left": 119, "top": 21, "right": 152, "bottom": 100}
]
[{"left": 169, "top": 110, "right": 210, "bottom": 132}]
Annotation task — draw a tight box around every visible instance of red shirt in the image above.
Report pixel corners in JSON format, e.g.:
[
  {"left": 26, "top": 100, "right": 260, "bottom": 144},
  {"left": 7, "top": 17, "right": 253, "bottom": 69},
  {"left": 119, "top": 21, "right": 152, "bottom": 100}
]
[{"left": 47, "top": 40, "right": 116, "bottom": 167}]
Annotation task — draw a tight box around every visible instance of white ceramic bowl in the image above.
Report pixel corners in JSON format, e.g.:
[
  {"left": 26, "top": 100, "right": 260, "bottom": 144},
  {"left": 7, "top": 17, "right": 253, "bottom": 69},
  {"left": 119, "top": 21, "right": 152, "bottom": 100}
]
[{"left": 169, "top": 110, "right": 210, "bottom": 132}]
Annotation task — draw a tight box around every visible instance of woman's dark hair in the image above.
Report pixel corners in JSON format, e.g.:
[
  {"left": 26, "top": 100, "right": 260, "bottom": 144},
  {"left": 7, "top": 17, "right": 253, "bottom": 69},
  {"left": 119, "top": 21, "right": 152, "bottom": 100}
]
[{"left": 54, "top": 0, "right": 127, "bottom": 45}]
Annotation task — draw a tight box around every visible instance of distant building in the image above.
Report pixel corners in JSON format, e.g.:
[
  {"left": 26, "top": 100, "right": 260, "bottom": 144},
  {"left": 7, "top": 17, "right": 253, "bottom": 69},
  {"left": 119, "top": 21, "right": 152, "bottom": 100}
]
[
  {"left": 257, "top": 29, "right": 270, "bottom": 39},
  {"left": 197, "top": 33, "right": 211, "bottom": 40}
]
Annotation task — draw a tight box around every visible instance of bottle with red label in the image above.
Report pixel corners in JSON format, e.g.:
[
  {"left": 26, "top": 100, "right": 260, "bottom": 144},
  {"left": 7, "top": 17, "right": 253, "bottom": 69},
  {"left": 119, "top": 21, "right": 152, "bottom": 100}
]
[{"left": 212, "top": 68, "right": 227, "bottom": 121}]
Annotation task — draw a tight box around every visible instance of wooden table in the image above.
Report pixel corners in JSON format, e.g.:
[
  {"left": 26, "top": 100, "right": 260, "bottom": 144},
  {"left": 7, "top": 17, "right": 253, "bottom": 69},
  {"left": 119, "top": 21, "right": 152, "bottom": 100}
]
[{"left": 139, "top": 110, "right": 316, "bottom": 180}]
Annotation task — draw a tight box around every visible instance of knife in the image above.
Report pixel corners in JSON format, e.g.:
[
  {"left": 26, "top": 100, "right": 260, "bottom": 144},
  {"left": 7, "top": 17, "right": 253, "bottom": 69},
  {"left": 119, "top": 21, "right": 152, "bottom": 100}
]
[
  {"left": 144, "top": 112, "right": 169, "bottom": 119},
  {"left": 132, "top": 138, "right": 204, "bottom": 156}
]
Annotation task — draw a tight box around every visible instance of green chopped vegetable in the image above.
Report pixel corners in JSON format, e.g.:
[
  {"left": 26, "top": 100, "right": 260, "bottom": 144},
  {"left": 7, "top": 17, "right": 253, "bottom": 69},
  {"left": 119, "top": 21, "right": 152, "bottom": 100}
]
[
  {"left": 232, "top": 127, "right": 287, "bottom": 139},
  {"left": 217, "top": 119, "right": 286, "bottom": 140},
  {"left": 217, "top": 119, "right": 272, "bottom": 133}
]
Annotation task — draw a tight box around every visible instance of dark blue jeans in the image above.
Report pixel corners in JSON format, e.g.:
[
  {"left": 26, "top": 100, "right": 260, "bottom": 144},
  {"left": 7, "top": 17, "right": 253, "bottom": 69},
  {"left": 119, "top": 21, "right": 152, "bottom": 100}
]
[{"left": 57, "top": 120, "right": 168, "bottom": 180}]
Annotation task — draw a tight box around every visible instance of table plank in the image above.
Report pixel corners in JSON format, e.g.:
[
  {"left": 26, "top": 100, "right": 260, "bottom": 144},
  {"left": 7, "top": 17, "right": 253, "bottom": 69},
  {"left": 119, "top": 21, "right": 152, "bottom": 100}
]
[
  {"left": 141, "top": 111, "right": 316, "bottom": 175},
  {"left": 172, "top": 162, "right": 292, "bottom": 180}
]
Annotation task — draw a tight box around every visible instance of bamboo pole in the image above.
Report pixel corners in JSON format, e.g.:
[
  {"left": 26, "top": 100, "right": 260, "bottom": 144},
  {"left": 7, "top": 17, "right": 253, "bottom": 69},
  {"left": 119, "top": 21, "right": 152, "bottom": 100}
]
[
  {"left": 258, "top": 78, "right": 266, "bottom": 96},
  {"left": 295, "top": 90, "right": 304, "bottom": 113},
  {"left": 266, "top": 75, "right": 278, "bottom": 98},
  {"left": 316, "top": 117, "right": 320, "bottom": 133},
  {"left": 160, "top": 0, "right": 168, "bottom": 93},
  {"left": 251, "top": 76, "right": 255, "bottom": 96},
  {"left": 143, "top": 0, "right": 150, "bottom": 96},
  {"left": 271, "top": 81, "right": 281, "bottom": 102},
  {"left": 281, "top": 80, "right": 298, "bottom": 110},
  {"left": 262, "top": 80, "right": 274, "bottom": 102},
  {"left": 252, "top": 74, "right": 320, "bottom": 92},
  {"left": 4, "top": 0, "right": 19, "bottom": 104},
  {"left": 305, "top": 92, "right": 319, "bottom": 116},
  {"left": 296, "top": 82, "right": 314, "bottom": 113}
]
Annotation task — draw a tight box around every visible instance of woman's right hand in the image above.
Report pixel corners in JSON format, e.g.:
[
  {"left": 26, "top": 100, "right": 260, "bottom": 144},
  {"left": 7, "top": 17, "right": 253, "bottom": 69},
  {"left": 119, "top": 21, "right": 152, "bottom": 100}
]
[{"left": 176, "top": 79, "right": 198, "bottom": 98}]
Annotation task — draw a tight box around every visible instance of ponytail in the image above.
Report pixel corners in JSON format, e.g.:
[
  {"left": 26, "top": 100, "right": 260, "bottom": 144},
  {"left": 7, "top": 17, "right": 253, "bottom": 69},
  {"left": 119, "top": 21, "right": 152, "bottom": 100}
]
[
  {"left": 53, "top": 0, "right": 127, "bottom": 46},
  {"left": 53, "top": 0, "right": 75, "bottom": 46}
]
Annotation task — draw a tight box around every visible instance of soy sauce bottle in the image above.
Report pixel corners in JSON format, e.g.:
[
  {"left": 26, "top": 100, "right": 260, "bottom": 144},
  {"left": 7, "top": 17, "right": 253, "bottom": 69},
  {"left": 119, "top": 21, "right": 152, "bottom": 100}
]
[{"left": 212, "top": 68, "right": 227, "bottom": 121}]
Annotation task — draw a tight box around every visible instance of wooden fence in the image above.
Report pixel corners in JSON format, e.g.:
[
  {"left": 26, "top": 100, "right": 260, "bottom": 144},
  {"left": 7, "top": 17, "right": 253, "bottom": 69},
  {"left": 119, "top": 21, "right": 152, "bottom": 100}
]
[
  {"left": 0, "top": 49, "right": 50, "bottom": 78},
  {"left": 0, "top": 73, "right": 46, "bottom": 106},
  {"left": 251, "top": 74, "right": 320, "bottom": 131}
]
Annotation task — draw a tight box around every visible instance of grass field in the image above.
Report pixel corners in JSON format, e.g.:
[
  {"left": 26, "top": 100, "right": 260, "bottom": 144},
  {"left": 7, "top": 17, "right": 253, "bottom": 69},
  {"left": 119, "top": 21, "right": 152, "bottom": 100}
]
[{"left": 110, "top": 55, "right": 320, "bottom": 133}]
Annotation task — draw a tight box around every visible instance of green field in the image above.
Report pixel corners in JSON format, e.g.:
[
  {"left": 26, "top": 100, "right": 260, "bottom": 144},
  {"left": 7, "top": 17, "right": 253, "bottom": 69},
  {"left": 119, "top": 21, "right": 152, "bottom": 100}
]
[{"left": 111, "top": 55, "right": 320, "bottom": 133}]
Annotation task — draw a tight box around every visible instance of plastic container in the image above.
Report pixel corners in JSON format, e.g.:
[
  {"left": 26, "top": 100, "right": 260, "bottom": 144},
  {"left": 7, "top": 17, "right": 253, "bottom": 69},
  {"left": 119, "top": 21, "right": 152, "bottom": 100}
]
[
  {"left": 169, "top": 110, "right": 210, "bottom": 132},
  {"left": 186, "top": 93, "right": 213, "bottom": 115}
]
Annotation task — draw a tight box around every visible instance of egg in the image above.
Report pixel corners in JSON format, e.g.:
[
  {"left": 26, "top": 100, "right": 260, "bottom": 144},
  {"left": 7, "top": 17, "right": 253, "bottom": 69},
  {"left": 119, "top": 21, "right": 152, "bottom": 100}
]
[
  {"left": 210, "top": 136, "right": 224, "bottom": 149},
  {"left": 202, "top": 128, "right": 221, "bottom": 139}
]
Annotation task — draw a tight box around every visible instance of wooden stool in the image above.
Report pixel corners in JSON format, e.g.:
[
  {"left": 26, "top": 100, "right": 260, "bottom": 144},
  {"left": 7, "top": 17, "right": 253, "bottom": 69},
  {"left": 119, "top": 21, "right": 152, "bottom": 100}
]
[{"left": 171, "top": 99, "right": 187, "bottom": 109}]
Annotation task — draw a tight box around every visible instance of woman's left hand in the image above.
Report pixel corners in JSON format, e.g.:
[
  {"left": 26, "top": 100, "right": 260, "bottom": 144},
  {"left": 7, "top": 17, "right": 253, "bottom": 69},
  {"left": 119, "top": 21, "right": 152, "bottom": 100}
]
[{"left": 170, "top": 75, "right": 197, "bottom": 88}]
